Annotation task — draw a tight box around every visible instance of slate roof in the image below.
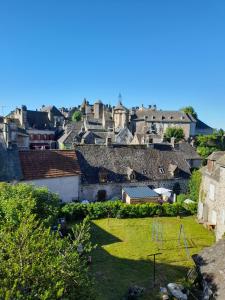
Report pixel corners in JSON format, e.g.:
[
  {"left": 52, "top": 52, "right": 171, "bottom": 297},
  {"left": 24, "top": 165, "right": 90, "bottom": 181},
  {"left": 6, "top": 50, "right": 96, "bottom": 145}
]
[
  {"left": 123, "top": 186, "right": 159, "bottom": 198},
  {"left": 216, "top": 154, "right": 225, "bottom": 167},
  {"left": 75, "top": 144, "right": 191, "bottom": 184},
  {"left": 133, "top": 110, "right": 195, "bottom": 123},
  {"left": 26, "top": 110, "right": 51, "bottom": 129},
  {"left": 41, "top": 105, "right": 64, "bottom": 117},
  {"left": 196, "top": 119, "right": 213, "bottom": 130},
  {"left": 0, "top": 146, "right": 22, "bottom": 182},
  {"left": 115, "top": 127, "right": 133, "bottom": 144},
  {"left": 175, "top": 142, "right": 202, "bottom": 160},
  {"left": 207, "top": 151, "right": 225, "bottom": 161},
  {"left": 114, "top": 101, "right": 128, "bottom": 111},
  {"left": 19, "top": 150, "right": 81, "bottom": 180}
]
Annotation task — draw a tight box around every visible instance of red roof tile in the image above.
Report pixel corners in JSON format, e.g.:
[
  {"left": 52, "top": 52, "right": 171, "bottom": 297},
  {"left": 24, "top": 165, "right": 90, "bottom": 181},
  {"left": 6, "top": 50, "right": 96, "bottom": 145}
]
[{"left": 19, "top": 150, "right": 81, "bottom": 180}]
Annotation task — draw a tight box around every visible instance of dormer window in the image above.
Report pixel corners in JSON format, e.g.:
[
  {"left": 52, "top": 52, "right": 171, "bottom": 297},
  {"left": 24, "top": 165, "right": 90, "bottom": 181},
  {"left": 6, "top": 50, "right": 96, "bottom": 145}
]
[
  {"left": 127, "top": 167, "right": 136, "bottom": 181},
  {"left": 170, "top": 116, "right": 173, "bottom": 120},
  {"left": 162, "top": 116, "right": 165, "bottom": 120},
  {"left": 168, "top": 164, "right": 179, "bottom": 177},
  {"left": 142, "top": 169, "right": 147, "bottom": 175},
  {"left": 159, "top": 167, "right": 165, "bottom": 174},
  {"left": 152, "top": 116, "right": 155, "bottom": 120},
  {"left": 99, "top": 168, "right": 108, "bottom": 183}
]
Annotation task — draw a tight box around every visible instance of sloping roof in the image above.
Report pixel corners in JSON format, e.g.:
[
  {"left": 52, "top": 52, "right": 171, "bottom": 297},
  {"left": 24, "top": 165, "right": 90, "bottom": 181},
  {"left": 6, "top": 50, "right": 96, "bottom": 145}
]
[
  {"left": 19, "top": 150, "right": 81, "bottom": 180},
  {"left": 75, "top": 144, "right": 191, "bottom": 184},
  {"left": 0, "top": 146, "right": 22, "bottom": 182},
  {"left": 196, "top": 119, "right": 213, "bottom": 130},
  {"left": 41, "top": 105, "right": 64, "bottom": 117},
  {"left": 133, "top": 110, "right": 195, "bottom": 123},
  {"left": 115, "top": 127, "right": 133, "bottom": 144},
  {"left": 123, "top": 186, "right": 159, "bottom": 198},
  {"left": 193, "top": 239, "right": 225, "bottom": 300},
  {"left": 26, "top": 110, "right": 51, "bottom": 130},
  {"left": 176, "top": 142, "right": 202, "bottom": 160},
  {"left": 207, "top": 151, "right": 225, "bottom": 161},
  {"left": 114, "top": 101, "right": 128, "bottom": 111},
  {"left": 217, "top": 154, "right": 225, "bottom": 167}
]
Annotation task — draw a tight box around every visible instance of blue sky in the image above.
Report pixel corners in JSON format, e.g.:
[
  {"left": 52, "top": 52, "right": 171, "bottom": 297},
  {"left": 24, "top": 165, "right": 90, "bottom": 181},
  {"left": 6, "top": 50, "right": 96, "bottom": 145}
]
[{"left": 0, "top": 0, "right": 225, "bottom": 128}]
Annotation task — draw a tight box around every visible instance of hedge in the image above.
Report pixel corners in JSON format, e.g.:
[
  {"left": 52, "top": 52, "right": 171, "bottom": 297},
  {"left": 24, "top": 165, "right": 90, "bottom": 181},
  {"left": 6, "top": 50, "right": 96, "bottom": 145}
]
[{"left": 61, "top": 201, "right": 197, "bottom": 222}]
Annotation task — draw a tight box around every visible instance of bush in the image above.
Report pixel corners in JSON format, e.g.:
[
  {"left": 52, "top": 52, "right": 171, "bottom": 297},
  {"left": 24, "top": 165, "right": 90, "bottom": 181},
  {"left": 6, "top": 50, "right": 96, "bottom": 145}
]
[{"left": 61, "top": 201, "right": 197, "bottom": 221}]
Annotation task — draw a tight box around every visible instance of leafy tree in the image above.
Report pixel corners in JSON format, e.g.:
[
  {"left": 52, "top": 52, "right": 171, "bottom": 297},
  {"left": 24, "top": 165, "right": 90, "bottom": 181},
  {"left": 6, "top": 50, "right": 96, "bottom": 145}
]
[
  {"left": 0, "top": 183, "right": 60, "bottom": 226},
  {"left": 0, "top": 183, "right": 94, "bottom": 299},
  {"left": 180, "top": 106, "right": 198, "bottom": 119},
  {"left": 188, "top": 170, "right": 202, "bottom": 202},
  {"left": 164, "top": 127, "right": 185, "bottom": 142},
  {"left": 195, "top": 133, "right": 225, "bottom": 159},
  {"left": 72, "top": 111, "right": 82, "bottom": 122}
]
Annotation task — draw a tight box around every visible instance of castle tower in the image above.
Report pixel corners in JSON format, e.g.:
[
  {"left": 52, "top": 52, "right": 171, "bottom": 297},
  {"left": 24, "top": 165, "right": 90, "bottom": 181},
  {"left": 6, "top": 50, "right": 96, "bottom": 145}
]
[
  {"left": 113, "top": 95, "right": 129, "bottom": 132},
  {"left": 94, "top": 100, "right": 103, "bottom": 120}
]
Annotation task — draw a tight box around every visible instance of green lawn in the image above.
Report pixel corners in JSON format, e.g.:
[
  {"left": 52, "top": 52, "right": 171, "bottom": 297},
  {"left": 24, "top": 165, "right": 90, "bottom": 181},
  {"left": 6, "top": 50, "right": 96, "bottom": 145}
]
[{"left": 90, "top": 216, "right": 215, "bottom": 300}]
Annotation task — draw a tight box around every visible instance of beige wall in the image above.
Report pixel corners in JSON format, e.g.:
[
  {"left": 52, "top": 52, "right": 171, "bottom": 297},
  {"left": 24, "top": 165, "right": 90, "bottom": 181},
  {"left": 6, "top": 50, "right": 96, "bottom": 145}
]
[
  {"left": 125, "top": 194, "right": 160, "bottom": 204},
  {"left": 24, "top": 175, "right": 80, "bottom": 203}
]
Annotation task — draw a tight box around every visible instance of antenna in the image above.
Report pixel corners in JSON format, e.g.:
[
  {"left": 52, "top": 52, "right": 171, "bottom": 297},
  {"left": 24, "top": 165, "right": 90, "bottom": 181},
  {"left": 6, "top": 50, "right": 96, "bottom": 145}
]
[{"left": 0, "top": 105, "right": 7, "bottom": 116}]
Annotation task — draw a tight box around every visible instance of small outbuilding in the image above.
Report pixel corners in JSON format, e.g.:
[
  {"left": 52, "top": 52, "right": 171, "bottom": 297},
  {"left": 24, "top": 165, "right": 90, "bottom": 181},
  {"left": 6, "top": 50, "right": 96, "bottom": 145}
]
[{"left": 122, "top": 186, "right": 160, "bottom": 204}]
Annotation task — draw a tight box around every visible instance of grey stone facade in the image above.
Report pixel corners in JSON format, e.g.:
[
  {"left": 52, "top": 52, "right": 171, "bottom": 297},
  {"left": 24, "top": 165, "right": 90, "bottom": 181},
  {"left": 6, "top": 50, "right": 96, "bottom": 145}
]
[
  {"left": 80, "top": 179, "right": 188, "bottom": 201},
  {"left": 198, "top": 152, "right": 225, "bottom": 241}
]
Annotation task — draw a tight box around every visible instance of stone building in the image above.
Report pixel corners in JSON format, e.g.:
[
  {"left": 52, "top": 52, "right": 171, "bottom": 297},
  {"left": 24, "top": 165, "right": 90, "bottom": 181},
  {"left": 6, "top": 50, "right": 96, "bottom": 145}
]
[
  {"left": 6, "top": 105, "right": 65, "bottom": 149},
  {"left": 197, "top": 151, "right": 225, "bottom": 241},
  {"left": 59, "top": 98, "right": 213, "bottom": 148},
  {"left": 75, "top": 144, "right": 192, "bottom": 201}
]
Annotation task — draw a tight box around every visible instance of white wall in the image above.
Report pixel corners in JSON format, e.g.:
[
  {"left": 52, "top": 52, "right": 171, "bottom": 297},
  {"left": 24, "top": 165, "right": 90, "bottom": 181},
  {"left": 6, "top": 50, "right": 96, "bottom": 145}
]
[{"left": 24, "top": 175, "right": 80, "bottom": 203}]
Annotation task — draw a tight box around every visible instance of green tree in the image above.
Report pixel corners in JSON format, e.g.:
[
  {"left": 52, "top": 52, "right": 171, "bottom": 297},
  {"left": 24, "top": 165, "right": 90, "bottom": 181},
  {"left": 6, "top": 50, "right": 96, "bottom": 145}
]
[
  {"left": 164, "top": 127, "right": 185, "bottom": 142},
  {"left": 196, "top": 133, "right": 225, "bottom": 159},
  {"left": 180, "top": 106, "right": 198, "bottom": 119},
  {"left": 0, "top": 183, "right": 94, "bottom": 299},
  {"left": 188, "top": 170, "right": 202, "bottom": 202},
  {"left": 72, "top": 111, "right": 82, "bottom": 122}
]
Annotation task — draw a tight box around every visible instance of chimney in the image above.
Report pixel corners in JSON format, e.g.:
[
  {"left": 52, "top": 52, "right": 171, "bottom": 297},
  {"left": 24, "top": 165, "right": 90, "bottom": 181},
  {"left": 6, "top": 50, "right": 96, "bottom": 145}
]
[
  {"left": 106, "top": 136, "right": 112, "bottom": 146},
  {"left": 170, "top": 137, "right": 176, "bottom": 148}
]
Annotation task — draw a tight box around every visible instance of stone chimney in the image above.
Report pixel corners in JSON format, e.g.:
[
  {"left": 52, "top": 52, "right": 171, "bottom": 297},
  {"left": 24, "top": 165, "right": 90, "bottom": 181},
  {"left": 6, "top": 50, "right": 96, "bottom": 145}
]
[{"left": 170, "top": 137, "right": 176, "bottom": 148}]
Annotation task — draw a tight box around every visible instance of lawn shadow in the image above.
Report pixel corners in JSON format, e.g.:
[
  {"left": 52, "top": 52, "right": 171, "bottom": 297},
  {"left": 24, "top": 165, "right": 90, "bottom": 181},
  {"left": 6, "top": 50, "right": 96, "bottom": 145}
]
[{"left": 90, "top": 222, "right": 190, "bottom": 300}]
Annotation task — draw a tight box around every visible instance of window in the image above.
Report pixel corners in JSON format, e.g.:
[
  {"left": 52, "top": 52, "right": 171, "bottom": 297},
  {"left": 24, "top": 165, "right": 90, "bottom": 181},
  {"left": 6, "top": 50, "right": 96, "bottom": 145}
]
[
  {"left": 209, "top": 184, "right": 215, "bottom": 201},
  {"left": 159, "top": 167, "right": 165, "bottom": 174},
  {"left": 142, "top": 169, "right": 147, "bottom": 175}
]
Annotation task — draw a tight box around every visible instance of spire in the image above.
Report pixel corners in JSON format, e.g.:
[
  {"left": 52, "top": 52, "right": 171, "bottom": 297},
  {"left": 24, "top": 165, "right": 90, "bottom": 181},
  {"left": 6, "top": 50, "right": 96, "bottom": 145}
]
[{"left": 118, "top": 93, "right": 122, "bottom": 105}]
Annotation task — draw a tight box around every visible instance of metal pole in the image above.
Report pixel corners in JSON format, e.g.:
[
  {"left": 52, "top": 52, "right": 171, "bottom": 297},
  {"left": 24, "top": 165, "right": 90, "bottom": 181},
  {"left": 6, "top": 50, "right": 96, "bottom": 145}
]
[{"left": 148, "top": 252, "right": 162, "bottom": 287}]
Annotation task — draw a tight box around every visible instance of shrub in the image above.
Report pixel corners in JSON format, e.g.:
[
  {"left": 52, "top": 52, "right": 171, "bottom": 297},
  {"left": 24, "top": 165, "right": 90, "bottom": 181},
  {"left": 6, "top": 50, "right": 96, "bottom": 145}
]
[{"left": 61, "top": 201, "right": 197, "bottom": 221}]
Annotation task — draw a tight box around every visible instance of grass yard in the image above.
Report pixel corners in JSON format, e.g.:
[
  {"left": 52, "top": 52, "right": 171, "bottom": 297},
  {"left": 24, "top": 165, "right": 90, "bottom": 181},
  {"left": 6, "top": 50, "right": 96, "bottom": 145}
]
[{"left": 90, "top": 216, "right": 215, "bottom": 300}]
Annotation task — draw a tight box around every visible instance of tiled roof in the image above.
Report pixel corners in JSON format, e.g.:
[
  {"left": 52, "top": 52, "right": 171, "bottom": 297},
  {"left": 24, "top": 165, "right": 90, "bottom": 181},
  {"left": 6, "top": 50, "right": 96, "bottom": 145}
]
[
  {"left": 123, "top": 186, "right": 159, "bottom": 198},
  {"left": 19, "top": 150, "right": 81, "bottom": 180}
]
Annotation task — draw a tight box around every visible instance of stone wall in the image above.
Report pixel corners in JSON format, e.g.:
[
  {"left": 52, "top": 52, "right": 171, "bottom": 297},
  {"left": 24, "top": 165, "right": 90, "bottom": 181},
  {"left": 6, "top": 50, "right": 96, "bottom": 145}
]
[
  {"left": 80, "top": 178, "right": 188, "bottom": 201},
  {"left": 198, "top": 166, "right": 225, "bottom": 241}
]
